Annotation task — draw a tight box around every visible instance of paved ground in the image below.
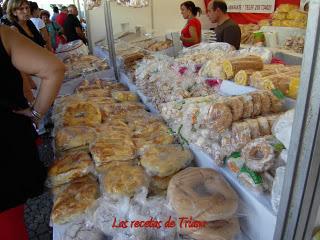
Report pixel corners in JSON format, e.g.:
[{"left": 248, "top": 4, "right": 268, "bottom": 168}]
[{"left": 25, "top": 133, "right": 54, "bottom": 240}]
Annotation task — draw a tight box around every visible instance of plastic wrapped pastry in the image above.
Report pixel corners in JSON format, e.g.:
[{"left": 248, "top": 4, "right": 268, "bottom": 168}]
[
  {"left": 55, "top": 126, "right": 97, "bottom": 152},
  {"left": 47, "top": 151, "right": 93, "bottom": 187},
  {"left": 238, "top": 166, "right": 264, "bottom": 193},
  {"left": 101, "top": 102, "right": 145, "bottom": 120},
  {"left": 95, "top": 159, "right": 139, "bottom": 174},
  {"left": 272, "top": 109, "right": 294, "bottom": 149},
  {"left": 90, "top": 137, "right": 136, "bottom": 167},
  {"left": 140, "top": 144, "right": 193, "bottom": 177},
  {"left": 179, "top": 218, "right": 240, "bottom": 240},
  {"left": 102, "top": 165, "right": 150, "bottom": 197},
  {"left": 62, "top": 102, "right": 102, "bottom": 127},
  {"left": 51, "top": 175, "right": 99, "bottom": 224},
  {"left": 242, "top": 136, "right": 276, "bottom": 172},
  {"left": 167, "top": 167, "right": 238, "bottom": 221},
  {"left": 111, "top": 91, "right": 139, "bottom": 102},
  {"left": 271, "top": 166, "right": 286, "bottom": 213}
]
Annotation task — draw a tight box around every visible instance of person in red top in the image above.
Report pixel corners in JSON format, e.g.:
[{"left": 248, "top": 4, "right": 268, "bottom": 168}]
[
  {"left": 180, "top": 1, "right": 202, "bottom": 47},
  {"left": 56, "top": 6, "right": 68, "bottom": 27}
]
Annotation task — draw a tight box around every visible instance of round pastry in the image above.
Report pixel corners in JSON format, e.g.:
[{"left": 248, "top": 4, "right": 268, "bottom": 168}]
[
  {"left": 231, "top": 121, "right": 252, "bottom": 150},
  {"left": 249, "top": 92, "right": 262, "bottom": 117},
  {"left": 242, "top": 137, "right": 275, "bottom": 172},
  {"left": 266, "top": 92, "right": 283, "bottom": 113},
  {"left": 167, "top": 167, "right": 239, "bottom": 221},
  {"left": 224, "top": 96, "right": 244, "bottom": 121},
  {"left": 207, "top": 102, "right": 233, "bottom": 133},
  {"left": 102, "top": 165, "right": 150, "bottom": 197},
  {"left": 179, "top": 218, "right": 240, "bottom": 240},
  {"left": 140, "top": 144, "right": 193, "bottom": 177},
  {"left": 63, "top": 102, "right": 102, "bottom": 127},
  {"left": 258, "top": 91, "right": 271, "bottom": 114},
  {"left": 241, "top": 95, "right": 254, "bottom": 119},
  {"left": 257, "top": 117, "right": 271, "bottom": 136},
  {"left": 244, "top": 119, "right": 261, "bottom": 139}
]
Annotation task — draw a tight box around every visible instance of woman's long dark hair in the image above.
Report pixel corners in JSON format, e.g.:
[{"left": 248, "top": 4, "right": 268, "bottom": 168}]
[{"left": 181, "top": 1, "right": 202, "bottom": 16}]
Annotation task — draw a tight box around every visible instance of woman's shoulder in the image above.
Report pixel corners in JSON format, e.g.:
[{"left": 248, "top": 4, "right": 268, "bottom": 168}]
[{"left": 189, "top": 17, "right": 201, "bottom": 26}]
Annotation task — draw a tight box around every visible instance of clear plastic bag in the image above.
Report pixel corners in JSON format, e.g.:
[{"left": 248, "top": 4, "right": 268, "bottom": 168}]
[
  {"left": 139, "top": 144, "right": 193, "bottom": 177},
  {"left": 51, "top": 175, "right": 100, "bottom": 225},
  {"left": 167, "top": 167, "right": 239, "bottom": 222},
  {"left": 56, "top": 40, "right": 89, "bottom": 61},
  {"left": 46, "top": 150, "right": 94, "bottom": 188},
  {"left": 100, "top": 165, "right": 150, "bottom": 197},
  {"left": 111, "top": 91, "right": 139, "bottom": 102},
  {"left": 90, "top": 136, "right": 136, "bottom": 167},
  {"left": 63, "top": 220, "right": 107, "bottom": 240},
  {"left": 55, "top": 126, "right": 97, "bottom": 152},
  {"left": 271, "top": 166, "right": 286, "bottom": 213},
  {"left": 93, "top": 188, "right": 177, "bottom": 239},
  {"left": 272, "top": 109, "right": 294, "bottom": 149}
]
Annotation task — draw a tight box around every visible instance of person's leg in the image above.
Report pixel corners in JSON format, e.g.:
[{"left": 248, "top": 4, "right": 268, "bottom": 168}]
[{"left": 0, "top": 205, "right": 29, "bottom": 240}]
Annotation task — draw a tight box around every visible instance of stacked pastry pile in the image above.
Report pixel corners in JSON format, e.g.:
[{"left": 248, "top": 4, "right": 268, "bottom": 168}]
[
  {"left": 233, "top": 63, "right": 301, "bottom": 99},
  {"left": 284, "top": 36, "right": 305, "bottom": 53},
  {"left": 226, "top": 135, "right": 286, "bottom": 194},
  {"left": 136, "top": 57, "right": 216, "bottom": 108},
  {"left": 49, "top": 79, "right": 200, "bottom": 230},
  {"left": 160, "top": 90, "right": 284, "bottom": 166},
  {"left": 176, "top": 44, "right": 235, "bottom": 65},
  {"left": 271, "top": 4, "right": 308, "bottom": 28},
  {"left": 64, "top": 55, "right": 109, "bottom": 79},
  {"left": 168, "top": 167, "right": 240, "bottom": 240},
  {"left": 239, "top": 24, "right": 260, "bottom": 44},
  {"left": 146, "top": 39, "right": 173, "bottom": 52}
]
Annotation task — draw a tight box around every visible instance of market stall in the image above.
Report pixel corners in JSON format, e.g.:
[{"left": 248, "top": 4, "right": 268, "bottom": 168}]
[{"left": 45, "top": 0, "right": 320, "bottom": 239}]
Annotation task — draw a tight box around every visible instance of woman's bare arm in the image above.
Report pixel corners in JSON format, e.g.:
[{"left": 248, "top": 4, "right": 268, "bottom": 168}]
[
  {"left": 1, "top": 25, "right": 65, "bottom": 116},
  {"left": 40, "top": 27, "right": 52, "bottom": 51},
  {"left": 180, "top": 26, "right": 200, "bottom": 44}
]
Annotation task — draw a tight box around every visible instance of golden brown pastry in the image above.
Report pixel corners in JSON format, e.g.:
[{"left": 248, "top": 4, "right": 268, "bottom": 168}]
[
  {"left": 111, "top": 91, "right": 139, "bottom": 102},
  {"left": 79, "top": 89, "right": 111, "bottom": 98},
  {"left": 95, "top": 159, "right": 139, "bottom": 173},
  {"left": 51, "top": 175, "right": 99, "bottom": 225},
  {"left": 90, "top": 137, "right": 136, "bottom": 166},
  {"left": 55, "top": 126, "right": 97, "bottom": 152},
  {"left": 102, "top": 165, "right": 149, "bottom": 197},
  {"left": 47, "top": 151, "right": 93, "bottom": 187},
  {"left": 167, "top": 167, "right": 239, "bottom": 221},
  {"left": 140, "top": 144, "right": 193, "bottom": 177},
  {"left": 101, "top": 102, "right": 145, "bottom": 121},
  {"left": 62, "top": 102, "right": 102, "bottom": 127}
]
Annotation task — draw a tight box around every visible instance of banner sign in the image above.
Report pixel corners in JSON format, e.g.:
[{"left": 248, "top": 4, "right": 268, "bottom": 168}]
[{"left": 225, "top": 0, "right": 275, "bottom": 13}]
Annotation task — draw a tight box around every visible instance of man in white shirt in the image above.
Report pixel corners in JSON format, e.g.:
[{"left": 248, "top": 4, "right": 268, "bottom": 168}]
[{"left": 29, "top": 1, "right": 52, "bottom": 51}]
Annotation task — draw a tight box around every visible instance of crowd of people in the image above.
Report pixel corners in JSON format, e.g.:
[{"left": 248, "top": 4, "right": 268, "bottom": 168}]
[
  {"left": 180, "top": 0, "right": 241, "bottom": 49},
  {"left": 0, "top": 0, "right": 87, "bottom": 51}
]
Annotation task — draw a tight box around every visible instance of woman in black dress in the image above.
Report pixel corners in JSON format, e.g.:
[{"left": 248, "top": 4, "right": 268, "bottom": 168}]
[{"left": 0, "top": 25, "right": 64, "bottom": 240}]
